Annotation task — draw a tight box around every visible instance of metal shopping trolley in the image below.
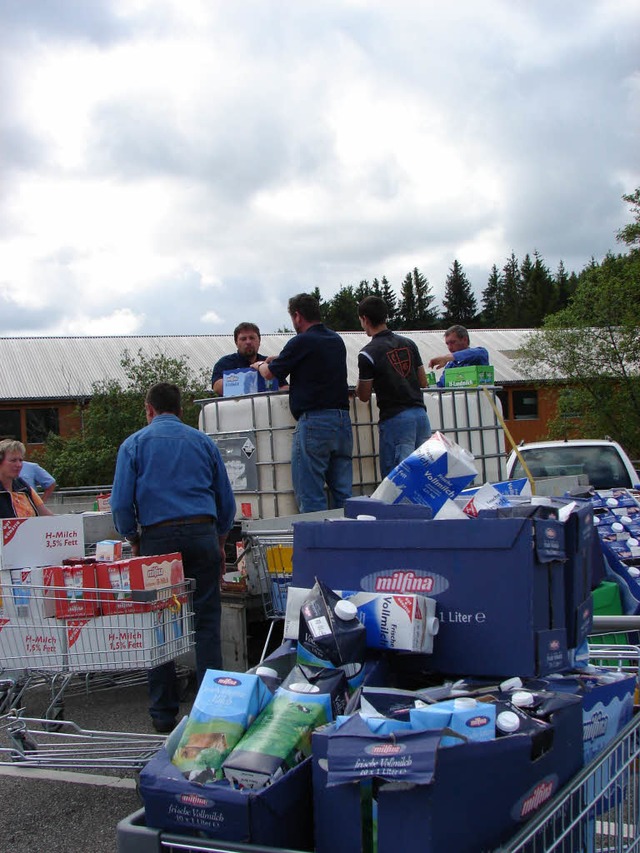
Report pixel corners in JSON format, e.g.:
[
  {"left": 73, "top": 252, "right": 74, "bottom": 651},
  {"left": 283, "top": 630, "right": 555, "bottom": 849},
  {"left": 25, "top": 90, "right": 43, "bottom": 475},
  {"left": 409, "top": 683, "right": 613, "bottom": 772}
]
[{"left": 0, "top": 578, "right": 194, "bottom": 721}]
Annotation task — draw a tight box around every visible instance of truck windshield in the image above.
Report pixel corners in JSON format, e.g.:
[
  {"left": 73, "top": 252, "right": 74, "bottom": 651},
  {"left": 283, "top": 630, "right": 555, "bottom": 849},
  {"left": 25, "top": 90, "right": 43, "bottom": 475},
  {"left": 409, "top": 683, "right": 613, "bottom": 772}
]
[{"left": 512, "top": 446, "right": 632, "bottom": 490}]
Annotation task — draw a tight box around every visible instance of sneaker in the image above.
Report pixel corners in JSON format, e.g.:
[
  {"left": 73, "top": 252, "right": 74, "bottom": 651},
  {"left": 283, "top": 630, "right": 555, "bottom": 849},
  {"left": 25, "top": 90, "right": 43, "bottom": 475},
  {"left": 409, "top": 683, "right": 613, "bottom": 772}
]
[{"left": 152, "top": 718, "right": 177, "bottom": 734}]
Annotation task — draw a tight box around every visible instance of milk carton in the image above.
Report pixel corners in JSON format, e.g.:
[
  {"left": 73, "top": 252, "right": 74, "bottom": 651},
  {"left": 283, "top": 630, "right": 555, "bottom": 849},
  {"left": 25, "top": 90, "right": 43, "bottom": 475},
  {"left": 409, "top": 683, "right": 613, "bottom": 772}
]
[
  {"left": 336, "top": 590, "right": 439, "bottom": 654},
  {"left": 172, "top": 670, "right": 272, "bottom": 783},
  {"left": 410, "top": 696, "right": 496, "bottom": 747},
  {"left": 371, "top": 432, "right": 478, "bottom": 514},
  {"left": 95, "top": 540, "right": 123, "bottom": 561}
]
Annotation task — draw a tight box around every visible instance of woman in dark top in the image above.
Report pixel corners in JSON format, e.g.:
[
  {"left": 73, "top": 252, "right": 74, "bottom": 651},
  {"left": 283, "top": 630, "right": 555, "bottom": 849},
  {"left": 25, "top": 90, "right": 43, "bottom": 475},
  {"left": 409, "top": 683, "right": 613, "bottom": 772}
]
[{"left": 0, "top": 439, "right": 53, "bottom": 518}]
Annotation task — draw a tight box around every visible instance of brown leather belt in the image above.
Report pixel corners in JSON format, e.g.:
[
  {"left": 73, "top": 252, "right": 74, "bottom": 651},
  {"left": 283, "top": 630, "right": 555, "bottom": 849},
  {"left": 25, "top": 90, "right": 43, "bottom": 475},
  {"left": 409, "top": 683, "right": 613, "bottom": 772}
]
[{"left": 142, "top": 515, "right": 214, "bottom": 531}]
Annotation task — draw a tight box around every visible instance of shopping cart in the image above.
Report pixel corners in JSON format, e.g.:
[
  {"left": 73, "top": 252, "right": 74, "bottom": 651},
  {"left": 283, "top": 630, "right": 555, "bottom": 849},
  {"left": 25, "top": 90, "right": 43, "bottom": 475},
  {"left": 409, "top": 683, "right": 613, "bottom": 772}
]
[
  {"left": 0, "top": 578, "right": 194, "bottom": 720},
  {"left": 0, "top": 711, "right": 166, "bottom": 771}
]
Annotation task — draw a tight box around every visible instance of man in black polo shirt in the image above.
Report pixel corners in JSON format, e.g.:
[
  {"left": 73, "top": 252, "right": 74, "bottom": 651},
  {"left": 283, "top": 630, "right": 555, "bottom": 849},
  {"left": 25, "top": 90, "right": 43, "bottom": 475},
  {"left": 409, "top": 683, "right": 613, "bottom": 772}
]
[
  {"left": 253, "top": 293, "right": 353, "bottom": 512},
  {"left": 211, "top": 321, "right": 269, "bottom": 395},
  {"left": 356, "top": 296, "right": 431, "bottom": 478}
]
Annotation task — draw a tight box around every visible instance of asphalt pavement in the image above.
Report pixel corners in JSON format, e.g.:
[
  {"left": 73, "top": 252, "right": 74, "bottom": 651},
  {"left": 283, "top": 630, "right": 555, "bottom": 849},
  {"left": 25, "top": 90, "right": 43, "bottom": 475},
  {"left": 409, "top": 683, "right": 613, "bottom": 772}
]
[{"left": 0, "top": 671, "right": 196, "bottom": 853}]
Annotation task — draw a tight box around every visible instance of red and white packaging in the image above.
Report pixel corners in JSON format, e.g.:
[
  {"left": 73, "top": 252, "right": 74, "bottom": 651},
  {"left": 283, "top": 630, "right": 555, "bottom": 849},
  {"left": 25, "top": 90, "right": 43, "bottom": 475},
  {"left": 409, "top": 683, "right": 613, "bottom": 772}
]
[
  {"left": 95, "top": 562, "right": 147, "bottom": 616},
  {"left": 0, "top": 515, "right": 84, "bottom": 570},
  {"left": 44, "top": 564, "right": 100, "bottom": 620},
  {"left": 66, "top": 605, "right": 190, "bottom": 672},
  {"left": 0, "top": 615, "right": 67, "bottom": 669},
  {"left": 0, "top": 566, "right": 55, "bottom": 620},
  {"left": 122, "top": 552, "right": 184, "bottom": 591},
  {"left": 95, "top": 540, "right": 123, "bottom": 561}
]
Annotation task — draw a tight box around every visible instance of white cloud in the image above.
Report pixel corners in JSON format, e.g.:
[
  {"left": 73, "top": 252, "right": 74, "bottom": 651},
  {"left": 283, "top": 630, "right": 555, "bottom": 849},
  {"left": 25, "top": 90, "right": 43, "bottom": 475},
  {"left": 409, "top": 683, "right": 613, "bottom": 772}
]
[{"left": 1, "top": 0, "right": 639, "bottom": 335}]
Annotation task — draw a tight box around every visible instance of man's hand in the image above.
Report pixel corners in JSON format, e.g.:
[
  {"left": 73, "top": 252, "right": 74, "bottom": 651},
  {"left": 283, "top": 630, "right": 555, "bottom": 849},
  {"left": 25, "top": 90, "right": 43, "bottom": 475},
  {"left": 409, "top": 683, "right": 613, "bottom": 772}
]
[{"left": 428, "top": 354, "right": 450, "bottom": 370}]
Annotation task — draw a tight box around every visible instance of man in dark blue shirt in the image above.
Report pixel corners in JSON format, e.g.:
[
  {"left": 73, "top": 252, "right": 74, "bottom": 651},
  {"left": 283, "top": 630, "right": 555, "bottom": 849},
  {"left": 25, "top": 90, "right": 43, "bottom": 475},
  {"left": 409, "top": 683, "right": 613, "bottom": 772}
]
[
  {"left": 111, "top": 382, "right": 236, "bottom": 733},
  {"left": 211, "top": 322, "right": 269, "bottom": 395},
  {"left": 254, "top": 293, "right": 353, "bottom": 512}
]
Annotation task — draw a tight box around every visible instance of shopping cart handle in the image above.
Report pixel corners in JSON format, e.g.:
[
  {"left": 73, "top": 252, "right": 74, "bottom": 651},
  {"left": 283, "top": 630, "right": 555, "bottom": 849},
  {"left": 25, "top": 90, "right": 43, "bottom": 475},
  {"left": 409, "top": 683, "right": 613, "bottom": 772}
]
[{"left": 591, "top": 615, "right": 640, "bottom": 632}]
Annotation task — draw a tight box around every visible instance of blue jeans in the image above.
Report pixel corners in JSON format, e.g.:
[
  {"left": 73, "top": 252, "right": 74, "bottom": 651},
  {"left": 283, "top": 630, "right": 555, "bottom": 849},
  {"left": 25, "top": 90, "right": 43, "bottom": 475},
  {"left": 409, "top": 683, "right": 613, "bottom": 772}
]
[
  {"left": 141, "top": 521, "right": 223, "bottom": 726},
  {"left": 379, "top": 407, "right": 432, "bottom": 479},
  {"left": 291, "top": 409, "right": 353, "bottom": 512}
]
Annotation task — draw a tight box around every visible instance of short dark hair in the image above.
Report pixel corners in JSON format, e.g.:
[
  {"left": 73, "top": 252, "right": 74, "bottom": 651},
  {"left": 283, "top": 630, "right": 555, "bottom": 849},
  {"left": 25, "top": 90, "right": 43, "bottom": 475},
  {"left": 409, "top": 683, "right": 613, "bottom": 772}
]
[
  {"left": 233, "top": 322, "right": 261, "bottom": 343},
  {"left": 445, "top": 324, "right": 470, "bottom": 342},
  {"left": 358, "top": 296, "right": 388, "bottom": 325},
  {"left": 145, "top": 382, "right": 181, "bottom": 415},
  {"left": 288, "top": 293, "right": 322, "bottom": 323}
]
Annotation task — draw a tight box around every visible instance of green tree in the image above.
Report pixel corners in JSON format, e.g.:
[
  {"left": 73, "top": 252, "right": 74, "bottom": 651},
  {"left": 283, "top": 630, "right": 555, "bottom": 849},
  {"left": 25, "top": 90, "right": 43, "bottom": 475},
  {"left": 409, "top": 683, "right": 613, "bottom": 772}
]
[
  {"left": 398, "top": 268, "right": 439, "bottom": 330},
  {"left": 323, "top": 285, "right": 360, "bottom": 330},
  {"left": 40, "top": 349, "right": 210, "bottom": 486},
  {"left": 520, "top": 251, "right": 556, "bottom": 326},
  {"left": 515, "top": 249, "right": 640, "bottom": 456},
  {"left": 617, "top": 188, "right": 640, "bottom": 247},
  {"left": 379, "top": 276, "right": 398, "bottom": 326},
  {"left": 480, "top": 264, "right": 503, "bottom": 327},
  {"left": 500, "top": 252, "right": 523, "bottom": 327},
  {"left": 441, "top": 259, "right": 478, "bottom": 327},
  {"left": 554, "top": 260, "right": 574, "bottom": 312}
]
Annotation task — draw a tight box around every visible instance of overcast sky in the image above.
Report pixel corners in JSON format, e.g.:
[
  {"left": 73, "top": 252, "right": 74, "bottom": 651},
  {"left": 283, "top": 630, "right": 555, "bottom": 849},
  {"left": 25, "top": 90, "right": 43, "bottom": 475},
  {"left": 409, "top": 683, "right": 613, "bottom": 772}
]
[{"left": 1, "top": 0, "right": 638, "bottom": 338}]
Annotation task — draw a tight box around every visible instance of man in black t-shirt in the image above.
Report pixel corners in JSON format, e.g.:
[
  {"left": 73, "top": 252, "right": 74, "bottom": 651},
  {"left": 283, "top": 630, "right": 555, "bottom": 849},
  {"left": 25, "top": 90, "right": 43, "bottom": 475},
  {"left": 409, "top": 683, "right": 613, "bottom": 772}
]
[{"left": 356, "top": 296, "right": 431, "bottom": 478}]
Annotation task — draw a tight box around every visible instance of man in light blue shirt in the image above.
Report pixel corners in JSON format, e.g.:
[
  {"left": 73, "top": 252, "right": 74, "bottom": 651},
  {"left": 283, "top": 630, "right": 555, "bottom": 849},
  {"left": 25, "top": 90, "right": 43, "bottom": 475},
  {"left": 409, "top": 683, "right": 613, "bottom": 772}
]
[
  {"left": 429, "top": 325, "right": 489, "bottom": 387},
  {"left": 20, "top": 460, "right": 56, "bottom": 501},
  {"left": 111, "top": 382, "right": 236, "bottom": 733}
]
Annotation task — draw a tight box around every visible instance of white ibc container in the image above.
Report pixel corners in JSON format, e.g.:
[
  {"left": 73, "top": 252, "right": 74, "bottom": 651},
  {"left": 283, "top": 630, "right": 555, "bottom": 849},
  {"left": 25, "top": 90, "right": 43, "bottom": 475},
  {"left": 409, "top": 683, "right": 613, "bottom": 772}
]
[{"left": 200, "top": 388, "right": 505, "bottom": 520}]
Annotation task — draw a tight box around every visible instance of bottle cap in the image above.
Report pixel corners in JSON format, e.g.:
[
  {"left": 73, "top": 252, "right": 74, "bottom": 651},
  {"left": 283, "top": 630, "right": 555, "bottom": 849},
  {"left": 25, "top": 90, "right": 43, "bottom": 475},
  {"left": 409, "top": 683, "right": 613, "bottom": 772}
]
[
  {"left": 510, "top": 690, "right": 535, "bottom": 708},
  {"left": 497, "top": 711, "right": 521, "bottom": 733},
  {"left": 335, "top": 600, "right": 358, "bottom": 621},
  {"left": 628, "top": 567, "right": 640, "bottom": 578},
  {"left": 289, "top": 682, "right": 320, "bottom": 694},
  {"left": 612, "top": 522, "right": 624, "bottom": 532},
  {"left": 607, "top": 498, "right": 619, "bottom": 507},
  {"left": 593, "top": 516, "right": 600, "bottom": 525},
  {"left": 621, "top": 516, "right": 633, "bottom": 525},
  {"left": 255, "top": 666, "right": 278, "bottom": 679},
  {"left": 628, "top": 538, "right": 639, "bottom": 547},
  {"left": 356, "top": 515, "right": 377, "bottom": 521},
  {"left": 427, "top": 616, "right": 440, "bottom": 636},
  {"left": 453, "top": 697, "right": 477, "bottom": 710},
  {"left": 500, "top": 677, "right": 523, "bottom": 692}
]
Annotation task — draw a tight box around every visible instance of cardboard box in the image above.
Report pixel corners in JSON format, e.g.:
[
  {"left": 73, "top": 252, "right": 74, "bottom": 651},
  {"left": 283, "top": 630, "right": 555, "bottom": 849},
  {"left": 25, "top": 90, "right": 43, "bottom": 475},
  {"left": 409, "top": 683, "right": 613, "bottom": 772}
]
[
  {"left": 95, "top": 562, "right": 147, "bottom": 615},
  {"left": 0, "top": 615, "right": 67, "bottom": 669},
  {"left": 116, "top": 553, "right": 184, "bottom": 592},
  {"left": 444, "top": 365, "right": 495, "bottom": 387},
  {"left": 0, "top": 515, "right": 84, "bottom": 571},
  {"left": 44, "top": 564, "right": 100, "bottom": 620},
  {"left": 292, "top": 515, "right": 570, "bottom": 677},
  {"left": 312, "top": 693, "right": 583, "bottom": 853},
  {"left": 95, "top": 539, "right": 123, "bottom": 561},
  {"left": 66, "top": 604, "right": 191, "bottom": 672},
  {"left": 140, "top": 744, "right": 313, "bottom": 849}
]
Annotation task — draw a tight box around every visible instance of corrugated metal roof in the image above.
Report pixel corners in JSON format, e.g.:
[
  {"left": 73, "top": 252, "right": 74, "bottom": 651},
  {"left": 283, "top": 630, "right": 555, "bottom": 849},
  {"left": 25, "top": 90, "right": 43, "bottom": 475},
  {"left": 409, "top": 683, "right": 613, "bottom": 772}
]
[{"left": 0, "top": 330, "right": 537, "bottom": 401}]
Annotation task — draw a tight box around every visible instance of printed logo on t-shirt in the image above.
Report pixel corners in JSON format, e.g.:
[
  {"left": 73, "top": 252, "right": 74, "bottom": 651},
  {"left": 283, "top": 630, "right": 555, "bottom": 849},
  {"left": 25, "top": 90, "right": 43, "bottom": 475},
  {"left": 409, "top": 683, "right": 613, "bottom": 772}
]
[{"left": 387, "top": 347, "right": 412, "bottom": 378}]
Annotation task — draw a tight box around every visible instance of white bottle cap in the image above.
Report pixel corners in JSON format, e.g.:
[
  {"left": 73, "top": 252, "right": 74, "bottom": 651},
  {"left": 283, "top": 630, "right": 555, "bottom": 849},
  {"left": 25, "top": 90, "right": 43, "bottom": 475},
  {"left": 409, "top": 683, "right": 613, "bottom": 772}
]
[
  {"left": 453, "top": 697, "right": 477, "bottom": 709},
  {"left": 531, "top": 496, "right": 552, "bottom": 506},
  {"left": 356, "top": 515, "right": 377, "bottom": 521},
  {"left": 628, "top": 538, "right": 639, "bottom": 547},
  {"left": 628, "top": 567, "right": 640, "bottom": 578},
  {"left": 255, "top": 666, "right": 278, "bottom": 679},
  {"left": 621, "top": 516, "right": 633, "bottom": 525},
  {"left": 497, "top": 711, "right": 521, "bottom": 733},
  {"left": 335, "top": 600, "right": 358, "bottom": 621},
  {"left": 289, "top": 682, "right": 320, "bottom": 694},
  {"left": 607, "top": 498, "right": 619, "bottom": 507},
  {"left": 593, "top": 516, "right": 600, "bottom": 525},
  {"left": 612, "top": 522, "right": 624, "bottom": 532},
  {"left": 427, "top": 616, "right": 440, "bottom": 636},
  {"left": 510, "top": 690, "right": 535, "bottom": 708},
  {"left": 500, "top": 677, "right": 523, "bottom": 692}
]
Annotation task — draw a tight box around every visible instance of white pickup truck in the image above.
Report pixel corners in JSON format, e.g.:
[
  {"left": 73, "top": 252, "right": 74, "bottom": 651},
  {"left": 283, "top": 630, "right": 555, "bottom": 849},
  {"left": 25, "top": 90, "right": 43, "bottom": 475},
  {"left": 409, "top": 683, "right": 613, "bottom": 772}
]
[{"left": 506, "top": 438, "right": 640, "bottom": 491}]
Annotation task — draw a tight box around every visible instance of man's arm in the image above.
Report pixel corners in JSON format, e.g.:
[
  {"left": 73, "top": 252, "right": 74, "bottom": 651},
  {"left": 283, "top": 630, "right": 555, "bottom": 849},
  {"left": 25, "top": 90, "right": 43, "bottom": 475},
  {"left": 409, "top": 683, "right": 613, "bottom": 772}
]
[
  {"left": 428, "top": 354, "right": 451, "bottom": 369},
  {"left": 41, "top": 482, "right": 56, "bottom": 502},
  {"left": 417, "top": 365, "right": 428, "bottom": 389},
  {"left": 355, "top": 378, "right": 373, "bottom": 403},
  {"left": 212, "top": 377, "right": 224, "bottom": 395}
]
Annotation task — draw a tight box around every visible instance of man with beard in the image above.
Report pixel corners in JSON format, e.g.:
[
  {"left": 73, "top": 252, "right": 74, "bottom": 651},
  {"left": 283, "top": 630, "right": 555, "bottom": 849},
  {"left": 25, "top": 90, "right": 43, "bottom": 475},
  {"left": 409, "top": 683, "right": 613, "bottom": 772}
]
[{"left": 211, "top": 322, "right": 269, "bottom": 396}]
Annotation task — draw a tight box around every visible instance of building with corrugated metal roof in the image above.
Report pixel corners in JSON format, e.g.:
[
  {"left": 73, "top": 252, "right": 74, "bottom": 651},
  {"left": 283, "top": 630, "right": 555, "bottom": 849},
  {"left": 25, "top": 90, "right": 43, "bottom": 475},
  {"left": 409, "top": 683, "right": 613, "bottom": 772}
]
[{"left": 0, "top": 330, "right": 555, "bottom": 451}]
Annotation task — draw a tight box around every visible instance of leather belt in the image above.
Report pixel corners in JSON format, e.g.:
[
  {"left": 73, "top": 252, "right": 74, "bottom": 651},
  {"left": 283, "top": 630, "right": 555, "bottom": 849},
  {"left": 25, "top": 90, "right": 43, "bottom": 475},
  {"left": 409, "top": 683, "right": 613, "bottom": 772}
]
[{"left": 142, "top": 515, "right": 214, "bottom": 531}]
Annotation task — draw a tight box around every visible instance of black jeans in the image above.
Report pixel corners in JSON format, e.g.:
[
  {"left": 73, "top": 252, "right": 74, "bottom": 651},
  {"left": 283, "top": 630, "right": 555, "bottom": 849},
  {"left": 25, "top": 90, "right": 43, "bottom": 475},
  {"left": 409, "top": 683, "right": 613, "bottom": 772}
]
[{"left": 141, "top": 520, "right": 222, "bottom": 725}]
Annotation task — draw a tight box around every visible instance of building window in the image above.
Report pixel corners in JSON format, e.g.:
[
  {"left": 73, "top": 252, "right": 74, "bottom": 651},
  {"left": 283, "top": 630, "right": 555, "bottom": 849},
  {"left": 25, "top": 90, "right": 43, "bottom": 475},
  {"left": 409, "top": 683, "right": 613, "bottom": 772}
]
[
  {"left": 512, "top": 390, "right": 538, "bottom": 421},
  {"left": 0, "top": 409, "right": 21, "bottom": 439},
  {"left": 495, "top": 388, "right": 510, "bottom": 420},
  {"left": 26, "top": 408, "right": 60, "bottom": 443}
]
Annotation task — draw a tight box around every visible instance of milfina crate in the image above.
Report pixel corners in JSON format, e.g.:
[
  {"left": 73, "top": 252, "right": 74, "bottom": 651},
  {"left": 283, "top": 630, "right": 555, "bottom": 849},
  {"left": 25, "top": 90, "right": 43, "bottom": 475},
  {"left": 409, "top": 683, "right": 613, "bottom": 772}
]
[
  {"left": 444, "top": 365, "right": 494, "bottom": 388},
  {"left": 292, "top": 514, "right": 571, "bottom": 677},
  {"left": 313, "top": 693, "right": 583, "bottom": 853}
]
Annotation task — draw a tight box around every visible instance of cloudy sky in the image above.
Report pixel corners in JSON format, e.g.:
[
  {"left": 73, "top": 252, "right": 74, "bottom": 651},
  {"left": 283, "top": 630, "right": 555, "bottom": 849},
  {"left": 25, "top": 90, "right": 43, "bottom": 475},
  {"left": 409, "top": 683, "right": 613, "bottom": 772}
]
[{"left": 1, "top": 0, "right": 638, "bottom": 337}]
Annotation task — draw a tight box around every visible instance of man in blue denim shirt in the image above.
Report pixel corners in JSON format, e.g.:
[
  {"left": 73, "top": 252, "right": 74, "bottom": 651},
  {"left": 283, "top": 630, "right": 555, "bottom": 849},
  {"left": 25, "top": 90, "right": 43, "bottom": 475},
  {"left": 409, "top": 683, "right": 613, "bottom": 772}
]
[
  {"left": 253, "top": 293, "right": 353, "bottom": 512},
  {"left": 111, "top": 382, "right": 236, "bottom": 732}
]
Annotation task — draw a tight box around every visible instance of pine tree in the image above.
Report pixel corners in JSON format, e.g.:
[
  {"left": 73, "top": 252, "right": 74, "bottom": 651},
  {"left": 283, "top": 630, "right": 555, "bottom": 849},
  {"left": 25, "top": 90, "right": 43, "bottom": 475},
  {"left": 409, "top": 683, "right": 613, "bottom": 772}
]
[
  {"left": 554, "top": 261, "right": 571, "bottom": 312},
  {"left": 480, "top": 265, "right": 503, "bottom": 327},
  {"left": 441, "top": 260, "right": 478, "bottom": 326},
  {"left": 323, "top": 286, "right": 360, "bottom": 330},
  {"left": 380, "top": 276, "right": 398, "bottom": 326},
  {"left": 398, "top": 268, "right": 439, "bottom": 330},
  {"left": 501, "top": 253, "right": 522, "bottom": 327},
  {"left": 522, "top": 251, "right": 556, "bottom": 326}
]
